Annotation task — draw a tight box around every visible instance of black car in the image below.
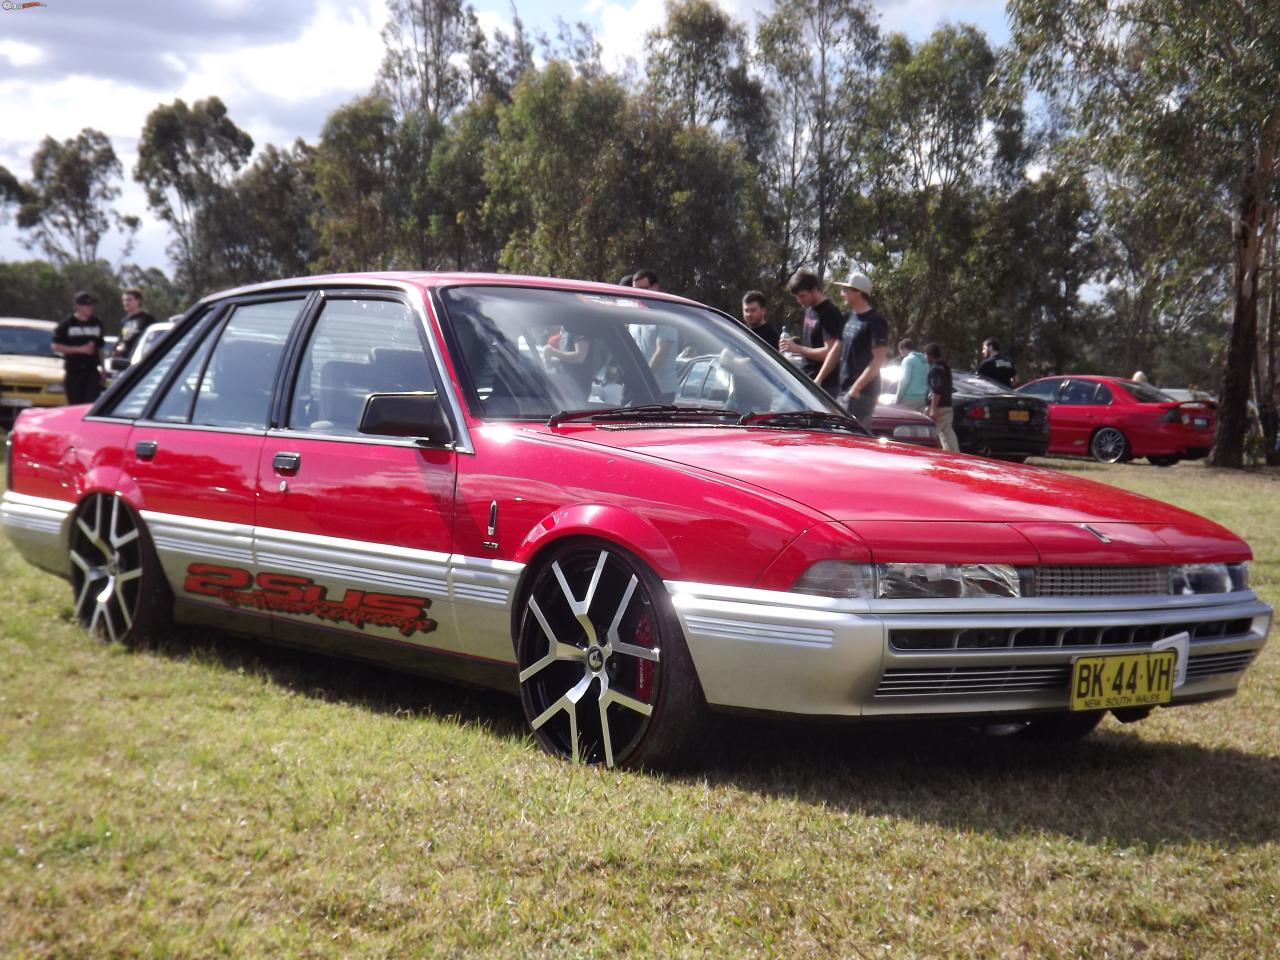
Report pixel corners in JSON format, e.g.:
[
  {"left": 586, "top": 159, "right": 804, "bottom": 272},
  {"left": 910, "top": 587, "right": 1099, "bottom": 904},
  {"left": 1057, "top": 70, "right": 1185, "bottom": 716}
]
[{"left": 951, "top": 371, "right": 1049, "bottom": 461}]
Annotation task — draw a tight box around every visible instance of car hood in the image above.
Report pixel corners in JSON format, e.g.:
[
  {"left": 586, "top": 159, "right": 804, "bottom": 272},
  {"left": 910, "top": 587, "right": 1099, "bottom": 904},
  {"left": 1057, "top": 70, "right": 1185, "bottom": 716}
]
[
  {"left": 0, "top": 354, "right": 62, "bottom": 380},
  {"left": 561, "top": 426, "right": 1247, "bottom": 558}
]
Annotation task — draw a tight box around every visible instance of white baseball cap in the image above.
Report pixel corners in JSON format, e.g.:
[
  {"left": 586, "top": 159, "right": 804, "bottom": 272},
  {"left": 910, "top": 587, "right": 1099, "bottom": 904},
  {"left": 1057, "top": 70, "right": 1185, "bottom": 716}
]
[{"left": 834, "top": 271, "right": 872, "bottom": 294}]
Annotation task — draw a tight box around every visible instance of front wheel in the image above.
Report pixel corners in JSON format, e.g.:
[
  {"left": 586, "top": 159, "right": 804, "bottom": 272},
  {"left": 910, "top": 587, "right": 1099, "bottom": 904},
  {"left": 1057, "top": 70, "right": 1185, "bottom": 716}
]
[
  {"left": 1090, "top": 427, "right": 1130, "bottom": 463},
  {"left": 69, "top": 492, "right": 170, "bottom": 644},
  {"left": 515, "top": 539, "right": 706, "bottom": 769}
]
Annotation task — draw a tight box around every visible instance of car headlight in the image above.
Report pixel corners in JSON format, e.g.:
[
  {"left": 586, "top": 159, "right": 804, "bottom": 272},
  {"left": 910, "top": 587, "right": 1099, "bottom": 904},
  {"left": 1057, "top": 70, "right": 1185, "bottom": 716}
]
[
  {"left": 792, "top": 562, "right": 1021, "bottom": 599},
  {"left": 892, "top": 424, "right": 935, "bottom": 439},
  {"left": 1171, "top": 562, "right": 1247, "bottom": 594},
  {"left": 877, "top": 563, "right": 1021, "bottom": 599}
]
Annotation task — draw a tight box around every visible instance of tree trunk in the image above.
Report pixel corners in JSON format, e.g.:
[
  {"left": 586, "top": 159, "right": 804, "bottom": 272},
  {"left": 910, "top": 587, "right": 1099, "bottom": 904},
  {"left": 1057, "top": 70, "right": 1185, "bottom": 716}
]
[
  {"left": 1263, "top": 209, "right": 1279, "bottom": 465},
  {"left": 1210, "top": 152, "right": 1265, "bottom": 468}
]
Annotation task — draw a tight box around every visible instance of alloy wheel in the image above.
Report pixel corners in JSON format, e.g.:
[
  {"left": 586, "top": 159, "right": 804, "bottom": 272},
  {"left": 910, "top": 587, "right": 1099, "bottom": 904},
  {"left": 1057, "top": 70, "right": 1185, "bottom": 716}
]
[
  {"left": 1090, "top": 427, "right": 1128, "bottom": 463},
  {"left": 69, "top": 493, "right": 144, "bottom": 643},
  {"left": 517, "top": 544, "right": 663, "bottom": 767}
]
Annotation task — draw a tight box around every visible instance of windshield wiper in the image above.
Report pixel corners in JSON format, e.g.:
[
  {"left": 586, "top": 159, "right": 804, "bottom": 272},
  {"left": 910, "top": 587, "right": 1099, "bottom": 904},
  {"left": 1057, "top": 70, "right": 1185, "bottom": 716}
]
[
  {"left": 548, "top": 404, "right": 740, "bottom": 427},
  {"left": 738, "top": 410, "right": 871, "bottom": 436}
]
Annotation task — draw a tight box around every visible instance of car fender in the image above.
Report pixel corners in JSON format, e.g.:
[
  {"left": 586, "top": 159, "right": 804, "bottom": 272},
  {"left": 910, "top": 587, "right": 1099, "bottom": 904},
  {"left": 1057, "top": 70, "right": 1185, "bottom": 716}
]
[{"left": 512, "top": 502, "right": 681, "bottom": 579}]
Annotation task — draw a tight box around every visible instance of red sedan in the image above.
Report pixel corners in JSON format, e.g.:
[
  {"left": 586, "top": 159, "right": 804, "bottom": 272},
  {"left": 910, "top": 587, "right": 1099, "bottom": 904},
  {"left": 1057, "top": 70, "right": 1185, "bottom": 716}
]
[
  {"left": 2, "top": 275, "right": 1269, "bottom": 768},
  {"left": 1018, "top": 375, "right": 1216, "bottom": 465}
]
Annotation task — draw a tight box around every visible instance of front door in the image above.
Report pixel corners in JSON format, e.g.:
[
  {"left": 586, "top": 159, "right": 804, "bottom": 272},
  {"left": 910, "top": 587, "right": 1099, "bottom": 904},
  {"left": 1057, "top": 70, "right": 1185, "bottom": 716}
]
[{"left": 253, "top": 294, "right": 462, "bottom": 658}]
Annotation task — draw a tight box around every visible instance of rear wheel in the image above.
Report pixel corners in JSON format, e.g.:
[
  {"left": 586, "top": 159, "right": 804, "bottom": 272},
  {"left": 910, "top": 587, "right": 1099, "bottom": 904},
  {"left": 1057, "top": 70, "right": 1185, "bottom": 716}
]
[
  {"left": 515, "top": 539, "right": 706, "bottom": 769},
  {"left": 69, "top": 493, "right": 169, "bottom": 644},
  {"left": 1089, "top": 427, "right": 1130, "bottom": 463}
]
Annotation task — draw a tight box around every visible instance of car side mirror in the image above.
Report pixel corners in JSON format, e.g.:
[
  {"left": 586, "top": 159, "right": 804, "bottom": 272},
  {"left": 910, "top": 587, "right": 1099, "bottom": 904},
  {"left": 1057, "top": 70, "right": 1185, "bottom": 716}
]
[{"left": 359, "top": 391, "right": 453, "bottom": 446}]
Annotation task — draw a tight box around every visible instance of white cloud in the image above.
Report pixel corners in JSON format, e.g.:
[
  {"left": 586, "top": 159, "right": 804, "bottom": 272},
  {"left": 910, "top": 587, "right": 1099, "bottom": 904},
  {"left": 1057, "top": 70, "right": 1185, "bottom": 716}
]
[{"left": 0, "top": 38, "right": 44, "bottom": 68}]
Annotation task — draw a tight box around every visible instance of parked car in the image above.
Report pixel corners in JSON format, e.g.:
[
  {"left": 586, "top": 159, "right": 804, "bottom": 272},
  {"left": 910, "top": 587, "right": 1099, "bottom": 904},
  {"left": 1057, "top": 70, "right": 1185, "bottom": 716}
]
[
  {"left": 2, "top": 275, "right": 1270, "bottom": 769},
  {"left": 677, "top": 353, "right": 939, "bottom": 447},
  {"left": 877, "top": 364, "right": 1048, "bottom": 461},
  {"left": 1018, "top": 375, "right": 1215, "bottom": 465},
  {"left": 0, "top": 318, "right": 65, "bottom": 431},
  {"left": 106, "top": 320, "right": 178, "bottom": 381}
]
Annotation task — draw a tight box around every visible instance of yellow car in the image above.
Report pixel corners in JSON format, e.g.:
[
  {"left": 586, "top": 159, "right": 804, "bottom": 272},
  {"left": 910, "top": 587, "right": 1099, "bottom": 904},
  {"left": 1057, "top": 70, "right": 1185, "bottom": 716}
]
[{"left": 1, "top": 318, "right": 66, "bottom": 431}]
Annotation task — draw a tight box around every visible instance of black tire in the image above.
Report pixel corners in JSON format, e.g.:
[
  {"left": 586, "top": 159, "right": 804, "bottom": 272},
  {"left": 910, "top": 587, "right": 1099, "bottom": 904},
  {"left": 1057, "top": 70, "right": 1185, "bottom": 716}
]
[
  {"left": 1089, "top": 427, "right": 1130, "bottom": 464},
  {"left": 515, "top": 538, "right": 707, "bottom": 769},
  {"left": 1147, "top": 456, "right": 1180, "bottom": 467},
  {"left": 998, "top": 455, "right": 1029, "bottom": 464},
  {"left": 69, "top": 492, "right": 171, "bottom": 644}
]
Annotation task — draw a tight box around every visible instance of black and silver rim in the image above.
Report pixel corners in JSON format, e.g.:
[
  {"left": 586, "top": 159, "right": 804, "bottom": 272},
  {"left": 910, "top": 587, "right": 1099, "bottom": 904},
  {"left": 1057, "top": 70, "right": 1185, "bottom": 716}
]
[
  {"left": 69, "top": 493, "right": 143, "bottom": 643},
  {"left": 518, "top": 546, "right": 662, "bottom": 767},
  {"left": 1091, "top": 428, "right": 1126, "bottom": 463}
]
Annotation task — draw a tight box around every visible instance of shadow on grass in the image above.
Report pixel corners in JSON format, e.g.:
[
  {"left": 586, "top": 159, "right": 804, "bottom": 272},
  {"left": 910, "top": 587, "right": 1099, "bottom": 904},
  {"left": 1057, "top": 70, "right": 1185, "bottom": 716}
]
[{"left": 133, "top": 623, "right": 1279, "bottom": 852}]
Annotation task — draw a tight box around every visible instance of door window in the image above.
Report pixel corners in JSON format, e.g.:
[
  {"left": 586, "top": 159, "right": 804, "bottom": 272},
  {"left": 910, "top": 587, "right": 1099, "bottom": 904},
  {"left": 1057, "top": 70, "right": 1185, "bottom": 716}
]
[
  {"left": 1059, "top": 380, "right": 1100, "bottom": 406},
  {"left": 287, "top": 298, "right": 436, "bottom": 436},
  {"left": 191, "top": 301, "right": 302, "bottom": 429},
  {"left": 1018, "top": 380, "right": 1061, "bottom": 402}
]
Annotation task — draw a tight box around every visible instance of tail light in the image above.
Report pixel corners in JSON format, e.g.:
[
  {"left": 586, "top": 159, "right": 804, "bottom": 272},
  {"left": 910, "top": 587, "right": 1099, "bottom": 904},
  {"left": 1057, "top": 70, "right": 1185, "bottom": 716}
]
[{"left": 967, "top": 405, "right": 989, "bottom": 420}]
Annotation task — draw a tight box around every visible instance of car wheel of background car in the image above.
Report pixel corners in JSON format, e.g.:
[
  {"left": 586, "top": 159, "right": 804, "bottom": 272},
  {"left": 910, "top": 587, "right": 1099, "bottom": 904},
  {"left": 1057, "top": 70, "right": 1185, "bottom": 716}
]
[
  {"left": 1147, "top": 456, "right": 1180, "bottom": 467},
  {"left": 516, "top": 538, "right": 706, "bottom": 769},
  {"left": 1089, "top": 427, "right": 1130, "bottom": 463},
  {"left": 998, "top": 455, "right": 1029, "bottom": 464},
  {"left": 68, "top": 493, "right": 170, "bottom": 644}
]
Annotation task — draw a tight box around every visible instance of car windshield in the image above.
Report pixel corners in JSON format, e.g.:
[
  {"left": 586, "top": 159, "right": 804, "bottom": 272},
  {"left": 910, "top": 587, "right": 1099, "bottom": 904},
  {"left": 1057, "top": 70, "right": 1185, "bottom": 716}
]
[
  {"left": 437, "top": 285, "right": 840, "bottom": 421},
  {"left": 954, "top": 371, "right": 1012, "bottom": 396},
  {"left": 1124, "top": 380, "right": 1175, "bottom": 403},
  {"left": 0, "top": 325, "right": 53, "bottom": 358}
]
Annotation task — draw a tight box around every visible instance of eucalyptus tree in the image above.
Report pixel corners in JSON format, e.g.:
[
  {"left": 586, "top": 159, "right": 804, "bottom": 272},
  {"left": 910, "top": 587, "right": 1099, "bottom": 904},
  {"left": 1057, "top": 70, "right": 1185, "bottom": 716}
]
[
  {"left": 134, "top": 97, "right": 254, "bottom": 298},
  {"left": 16, "top": 129, "right": 138, "bottom": 264},
  {"left": 1011, "top": 0, "right": 1280, "bottom": 465},
  {"left": 755, "top": 0, "right": 880, "bottom": 282}
]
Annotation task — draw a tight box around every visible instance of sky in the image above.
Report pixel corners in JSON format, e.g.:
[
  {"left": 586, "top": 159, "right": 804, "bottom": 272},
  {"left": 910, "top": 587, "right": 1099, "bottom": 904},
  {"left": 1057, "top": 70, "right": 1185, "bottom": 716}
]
[{"left": 0, "top": 0, "right": 1010, "bottom": 274}]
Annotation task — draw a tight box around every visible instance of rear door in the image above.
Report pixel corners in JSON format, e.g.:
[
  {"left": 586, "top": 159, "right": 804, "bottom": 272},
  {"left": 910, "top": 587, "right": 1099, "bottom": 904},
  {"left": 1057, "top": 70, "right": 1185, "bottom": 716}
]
[
  {"left": 1052, "top": 379, "right": 1110, "bottom": 454},
  {"left": 126, "top": 297, "right": 307, "bottom": 612},
  {"left": 253, "top": 292, "right": 464, "bottom": 657}
]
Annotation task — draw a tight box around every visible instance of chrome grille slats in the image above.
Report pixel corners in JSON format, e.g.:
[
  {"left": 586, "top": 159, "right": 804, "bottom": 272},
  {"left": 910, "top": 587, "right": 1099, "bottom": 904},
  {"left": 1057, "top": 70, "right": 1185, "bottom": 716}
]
[
  {"left": 1034, "top": 566, "right": 1171, "bottom": 597},
  {"left": 875, "top": 651, "right": 1256, "bottom": 698},
  {"left": 889, "top": 617, "right": 1254, "bottom": 651}
]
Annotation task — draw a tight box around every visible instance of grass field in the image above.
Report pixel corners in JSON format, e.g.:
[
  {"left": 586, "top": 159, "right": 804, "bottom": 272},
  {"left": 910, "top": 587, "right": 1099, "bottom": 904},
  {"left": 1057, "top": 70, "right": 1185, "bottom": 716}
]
[{"left": 2, "top": 459, "right": 1277, "bottom": 958}]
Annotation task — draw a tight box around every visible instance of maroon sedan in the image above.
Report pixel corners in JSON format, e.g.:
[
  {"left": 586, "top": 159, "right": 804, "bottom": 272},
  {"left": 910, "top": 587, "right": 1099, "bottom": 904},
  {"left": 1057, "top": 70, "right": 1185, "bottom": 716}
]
[{"left": 1018, "top": 375, "right": 1215, "bottom": 465}]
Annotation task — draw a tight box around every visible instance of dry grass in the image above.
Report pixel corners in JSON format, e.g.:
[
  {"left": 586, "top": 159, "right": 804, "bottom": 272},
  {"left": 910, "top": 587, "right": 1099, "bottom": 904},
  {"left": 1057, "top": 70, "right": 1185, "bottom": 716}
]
[{"left": 1, "top": 459, "right": 1277, "bottom": 958}]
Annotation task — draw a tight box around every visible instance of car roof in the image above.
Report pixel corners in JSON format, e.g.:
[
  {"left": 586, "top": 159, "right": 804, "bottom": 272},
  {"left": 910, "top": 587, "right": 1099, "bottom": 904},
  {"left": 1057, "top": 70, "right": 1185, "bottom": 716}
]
[
  {"left": 205, "top": 272, "right": 702, "bottom": 308},
  {"left": 0, "top": 318, "right": 56, "bottom": 331}
]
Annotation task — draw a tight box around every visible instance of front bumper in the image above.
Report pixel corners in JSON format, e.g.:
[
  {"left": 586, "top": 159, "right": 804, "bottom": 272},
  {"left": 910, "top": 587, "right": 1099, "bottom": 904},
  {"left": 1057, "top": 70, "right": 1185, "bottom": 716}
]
[{"left": 667, "top": 581, "right": 1271, "bottom": 719}]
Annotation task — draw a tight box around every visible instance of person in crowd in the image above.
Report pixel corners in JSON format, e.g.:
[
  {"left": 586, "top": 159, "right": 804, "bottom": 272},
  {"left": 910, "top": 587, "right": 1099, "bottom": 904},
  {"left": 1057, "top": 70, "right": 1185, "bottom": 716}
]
[
  {"left": 832, "top": 270, "right": 887, "bottom": 424},
  {"left": 52, "top": 291, "right": 107, "bottom": 405},
  {"left": 114, "top": 287, "right": 156, "bottom": 366},
  {"left": 976, "top": 337, "right": 1018, "bottom": 387},
  {"left": 1132, "top": 370, "right": 1148, "bottom": 383},
  {"left": 630, "top": 269, "right": 678, "bottom": 401},
  {"left": 740, "top": 290, "right": 780, "bottom": 350},
  {"left": 618, "top": 274, "right": 634, "bottom": 287},
  {"left": 780, "top": 268, "right": 844, "bottom": 395},
  {"left": 893, "top": 338, "right": 928, "bottom": 411},
  {"left": 925, "top": 342, "right": 959, "bottom": 452},
  {"left": 544, "top": 326, "right": 595, "bottom": 402}
]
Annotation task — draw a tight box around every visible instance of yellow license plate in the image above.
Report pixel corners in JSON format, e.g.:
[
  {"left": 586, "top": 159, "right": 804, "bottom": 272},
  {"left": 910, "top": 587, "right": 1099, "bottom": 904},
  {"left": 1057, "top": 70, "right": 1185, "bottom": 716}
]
[
  {"left": 1070, "top": 650, "right": 1176, "bottom": 711},
  {"left": 1008, "top": 409, "right": 1030, "bottom": 422}
]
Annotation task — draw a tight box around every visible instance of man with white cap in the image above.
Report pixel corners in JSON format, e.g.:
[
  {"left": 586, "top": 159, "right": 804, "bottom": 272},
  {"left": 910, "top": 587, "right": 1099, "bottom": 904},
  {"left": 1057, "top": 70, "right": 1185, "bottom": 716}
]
[{"left": 832, "top": 269, "right": 888, "bottom": 424}]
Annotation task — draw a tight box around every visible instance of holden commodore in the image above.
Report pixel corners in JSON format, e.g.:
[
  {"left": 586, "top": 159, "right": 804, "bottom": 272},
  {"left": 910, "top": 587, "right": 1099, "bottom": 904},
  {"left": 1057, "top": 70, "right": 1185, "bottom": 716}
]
[{"left": 1, "top": 274, "right": 1271, "bottom": 768}]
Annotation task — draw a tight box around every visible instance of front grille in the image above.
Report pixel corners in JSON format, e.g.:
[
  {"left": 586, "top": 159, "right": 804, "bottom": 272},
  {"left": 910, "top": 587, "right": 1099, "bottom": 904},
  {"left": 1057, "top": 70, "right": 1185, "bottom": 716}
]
[
  {"left": 890, "top": 617, "right": 1253, "bottom": 651},
  {"left": 1034, "top": 566, "right": 1171, "bottom": 597},
  {"left": 5, "top": 384, "right": 43, "bottom": 395},
  {"left": 876, "top": 651, "right": 1256, "bottom": 698}
]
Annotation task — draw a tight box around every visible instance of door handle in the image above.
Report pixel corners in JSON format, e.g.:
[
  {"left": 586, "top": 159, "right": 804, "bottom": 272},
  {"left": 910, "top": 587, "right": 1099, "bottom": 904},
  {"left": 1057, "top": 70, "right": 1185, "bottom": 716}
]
[
  {"left": 272, "top": 451, "right": 301, "bottom": 474},
  {"left": 135, "top": 440, "right": 157, "bottom": 461}
]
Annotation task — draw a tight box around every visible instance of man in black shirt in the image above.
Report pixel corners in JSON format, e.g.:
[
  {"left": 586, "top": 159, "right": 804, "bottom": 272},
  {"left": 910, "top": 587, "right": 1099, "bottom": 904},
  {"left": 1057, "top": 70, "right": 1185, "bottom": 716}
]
[
  {"left": 780, "top": 268, "right": 844, "bottom": 395},
  {"left": 113, "top": 287, "right": 157, "bottom": 369},
  {"left": 832, "top": 271, "right": 888, "bottom": 424},
  {"left": 740, "top": 290, "right": 780, "bottom": 350},
  {"left": 976, "top": 337, "right": 1018, "bottom": 387},
  {"left": 925, "top": 342, "right": 959, "bottom": 451},
  {"left": 52, "top": 291, "right": 106, "bottom": 405}
]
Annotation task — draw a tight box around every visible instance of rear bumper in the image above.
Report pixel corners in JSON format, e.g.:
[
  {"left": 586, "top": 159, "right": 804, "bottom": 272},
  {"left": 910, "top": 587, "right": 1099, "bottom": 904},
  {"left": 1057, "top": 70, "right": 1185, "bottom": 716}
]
[
  {"left": 1, "top": 490, "right": 74, "bottom": 577},
  {"left": 667, "top": 581, "right": 1271, "bottom": 720}
]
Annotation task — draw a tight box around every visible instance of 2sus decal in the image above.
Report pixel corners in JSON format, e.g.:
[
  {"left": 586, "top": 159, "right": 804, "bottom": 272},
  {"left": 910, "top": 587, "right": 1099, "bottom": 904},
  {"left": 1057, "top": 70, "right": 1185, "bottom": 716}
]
[{"left": 185, "top": 563, "right": 438, "bottom": 637}]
